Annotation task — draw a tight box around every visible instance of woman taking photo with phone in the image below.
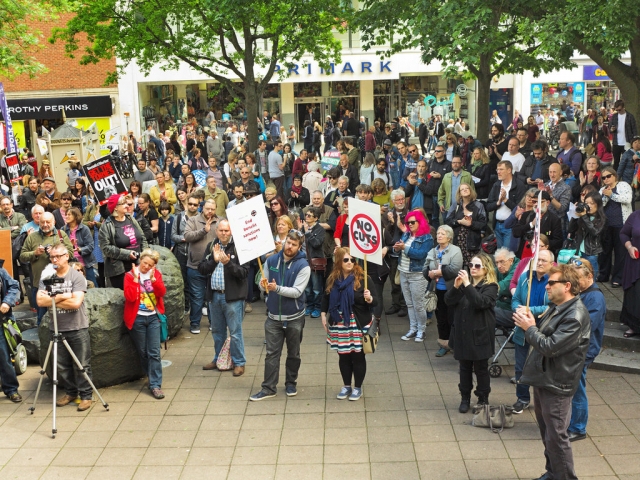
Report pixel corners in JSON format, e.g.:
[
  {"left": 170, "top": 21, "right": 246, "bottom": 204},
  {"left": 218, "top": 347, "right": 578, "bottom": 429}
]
[
  {"left": 445, "top": 252, "right": 498, "bottom": 413},
  {"left": 123, "top": 249, "right": 166, "bottom": 399},
  {"left": 321, "top": 247, "right": 376, "bottom": 401}
]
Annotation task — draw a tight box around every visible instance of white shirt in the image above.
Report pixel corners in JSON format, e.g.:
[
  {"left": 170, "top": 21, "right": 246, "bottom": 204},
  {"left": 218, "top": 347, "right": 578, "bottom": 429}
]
[
  {"left": 502, "top": 152, "right": 526, "bottom": 173},
  {"left": 617, "top": 113, "right": 627, "bottom": 145},
  {"left": 495, "top": 180, "right": 513, "bottom": 221},
  {"left": 535, "top": 114, "right": 544, "bottom": 128}
]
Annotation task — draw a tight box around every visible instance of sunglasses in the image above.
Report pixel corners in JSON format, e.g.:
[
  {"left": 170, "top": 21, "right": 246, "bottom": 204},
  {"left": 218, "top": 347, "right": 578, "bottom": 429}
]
[
  {"left": 469, "top": 263, "right": 483, "bottom": 269},
  {"left": 434, "top": 150, "right": 444, "bottom": 153},
  {"left": 343, "top": 257, "right": 355, "bottom": 264},
  {"left": 602, "top": 174, "right": 614, "bottom": 179},
  {"left": 408, "top": 149, "right": 417, "bottom": 153},
  {"left": 304, "top": 212, "right": 315, "bottom": 217},
  {"left": 188, "top": 202, "right": 200, "bottom": 206},
  {"left": 126, "top": 203, "right": 134, "bottom": 207},
  {"left": 271, "top": 202, "right": 279, "bottom": 206},
  {"left": 547, "top": 279, "right": 568, "bottom": 286},
  {"left": 288, "top": 229, "right": 304, "bottom": 239},
  {"left": 406, "top": 220, "right": 417, "bottom": 226}
]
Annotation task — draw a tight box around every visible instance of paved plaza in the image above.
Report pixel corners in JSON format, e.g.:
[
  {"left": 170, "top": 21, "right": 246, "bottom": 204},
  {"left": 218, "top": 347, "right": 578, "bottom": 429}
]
[{"left": 1, "top": 304, "right": 640, "bottom": 480}]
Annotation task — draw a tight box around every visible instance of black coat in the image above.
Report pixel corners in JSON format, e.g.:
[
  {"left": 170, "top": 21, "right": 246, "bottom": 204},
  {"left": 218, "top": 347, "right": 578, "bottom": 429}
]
[
  {"left": 445, "top": 281, "right": 498, "bottom": 361},
  {"left": 446, "top": 201, "right": 487, "bottom": 252},
  {"left": 468, "top": 163, "right": 493, "bottom": 200},
  {"left": 198, "top": 238, "right": 249, "bottom": 303},
  {"left": 285, "top": 186, "right": 311, "bottom": 210},
  {"left": 512, "top": 210, "right": 563, "bottom": 257},
  {"left": 340, "top": 164, "right": 360, "bottom": 192}
]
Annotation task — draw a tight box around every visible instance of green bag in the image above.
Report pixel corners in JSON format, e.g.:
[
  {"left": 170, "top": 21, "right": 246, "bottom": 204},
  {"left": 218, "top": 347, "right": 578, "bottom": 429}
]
[{"left": 3, "top": 318, "right": 22, "bottom": 351}]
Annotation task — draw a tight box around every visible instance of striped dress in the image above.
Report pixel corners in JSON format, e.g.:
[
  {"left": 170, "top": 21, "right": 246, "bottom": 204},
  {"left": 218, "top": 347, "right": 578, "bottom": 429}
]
[{"left": 327, "top": 314, "right": 370, "bottom": 354}]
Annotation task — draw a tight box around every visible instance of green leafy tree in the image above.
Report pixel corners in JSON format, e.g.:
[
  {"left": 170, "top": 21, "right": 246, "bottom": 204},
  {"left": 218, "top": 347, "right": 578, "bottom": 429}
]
[
  {"left": 536, "top": 1, "right": 640, "bottom": 119},
  {"left": 53, "top": 0, "right": 348, "bottom": 150},
  {"left": 0, "top": 0, "right": 69, "bottom": 79},
  {"left": 357, "top": 0, "right": 573, "bottom": 140}
]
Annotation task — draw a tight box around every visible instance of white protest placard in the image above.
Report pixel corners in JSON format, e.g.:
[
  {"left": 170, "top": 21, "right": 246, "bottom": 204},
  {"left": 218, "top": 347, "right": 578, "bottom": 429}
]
[
  {"left": 348, "top": 197, "right": 383, "bottom": 265},
  {"left": 226, "top": 195, "right": 276, "bottom": 265}
]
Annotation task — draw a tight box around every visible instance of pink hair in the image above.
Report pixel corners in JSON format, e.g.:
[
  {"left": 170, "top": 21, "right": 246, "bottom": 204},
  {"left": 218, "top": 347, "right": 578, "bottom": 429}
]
[{"left": 405, "top": 209, "right": 431, "bottom": 237}]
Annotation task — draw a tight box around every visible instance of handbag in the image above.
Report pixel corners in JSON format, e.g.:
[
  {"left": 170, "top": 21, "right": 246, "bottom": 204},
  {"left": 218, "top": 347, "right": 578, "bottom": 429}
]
[
  {"left": 140, "top": 275, "right": 169, "bottom": 349},
  {"left": 359, "top": 317, "right": 379, "bottom": 354},
  {"left": 216, "top": 337, "right": 233, "bottom": 370},
  {"left": 471, "top": 404, "right": 514, "bottom": 433},
  {"left": 558, "top": 237, "right": 577, "bottom": 264},
  {"left": 424, "top": 289, "right": 437, "bottom": 313},
  {"left": 305, "top": 229, "right": 327, "bottom": 272}
]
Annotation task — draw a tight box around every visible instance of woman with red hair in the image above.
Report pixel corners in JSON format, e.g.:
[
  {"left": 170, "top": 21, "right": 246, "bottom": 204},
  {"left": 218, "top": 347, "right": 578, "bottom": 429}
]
[{"left": 393, "top": 209, "right": 433, "bottom": 342}]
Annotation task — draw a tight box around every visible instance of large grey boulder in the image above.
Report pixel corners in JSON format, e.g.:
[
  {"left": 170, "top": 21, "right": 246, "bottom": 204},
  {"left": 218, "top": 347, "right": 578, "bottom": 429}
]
[
  {"left": 37, "top": 247, "right": 185, "bottom": 388},
  {"left": 21, "top": 328, "right": 40, "bottom": 364}
]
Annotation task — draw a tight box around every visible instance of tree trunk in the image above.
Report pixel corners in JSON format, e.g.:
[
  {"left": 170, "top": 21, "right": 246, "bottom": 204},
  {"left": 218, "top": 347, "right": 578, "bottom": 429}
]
[
  {"left": 475, "top": 53, "right": 493, "bottom": 143},
  {"left": 244, "top": 82, "right": 261, "bottom": 153}
]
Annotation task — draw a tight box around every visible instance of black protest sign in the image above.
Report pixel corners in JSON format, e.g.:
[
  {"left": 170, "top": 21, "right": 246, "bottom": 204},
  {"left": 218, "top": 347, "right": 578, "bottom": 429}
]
[{"left": 82, "top": 155, "right": 128, "bottom": 205}]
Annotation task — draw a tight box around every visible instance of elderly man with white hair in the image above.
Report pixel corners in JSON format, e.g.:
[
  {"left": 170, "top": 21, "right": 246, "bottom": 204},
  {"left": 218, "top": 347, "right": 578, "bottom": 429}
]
[
  {"left": 494, "top": 247, "right": 520, "bottom": 329},
  {"left": 302, "top": 161, "right": 323, "bottom": 192}
]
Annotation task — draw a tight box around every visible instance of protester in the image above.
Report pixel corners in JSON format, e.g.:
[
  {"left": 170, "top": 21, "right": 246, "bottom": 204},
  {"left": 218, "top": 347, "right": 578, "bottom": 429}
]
[
  {"left": 98, "top": 194, "right": 147, "bottom": 289},
  {"left": 0, "top": 265, "right": 23, "bottom": 402},
  {"left": 445, "top": 252, "right": 498, "bottom": 413},
  {"left": 321, "top": 247, "right": 376, "bottom": 401},
  {"left": 62, "top": 207, "right": 97, "bottom": 287},
  {"left": 82, "top": 196, "right": 105, "bottom": 287},
  {"left": 251, "top": 231, "right": 310, "bottom": 401},
  {"left": 171, "top": 193, "right": 200, "bottom": 313},
  {"left": 37, "top": 244, "right": 93, "bottom": 411},
  {"left": 36, "top": 177, "right": 61, "bottom": 213},
  {"left": 620, "top": 210, "right": 640, "bottom": 337},
  {"left": 300, "top": 207, "right": 326, "bottom": 318},
  {"left": 150, "top": 171, "right": 177, "bottom": 213},
  {"left": 515, "top": 264, "right": 590, "bottom": 480},
  {"left": 395, "top": 210, "right": 433, "bottom": 342},
  {"left": 199, "top": 220, "right": 249, "bottom": 376},
  {"left": 446, "top": 183, "right": 487, "bottom": 266},
  {"left": 424, "top": 225, "right": 463, "bottom": 357},
  {"left": 123, "top": 249, "right": 167, "bottom": 399},
  {"left": 486, "top": 160, "right": 527, "bottom": 249},
  {"left": 567, "top": 193, "right": 605, "bottom": 279}
]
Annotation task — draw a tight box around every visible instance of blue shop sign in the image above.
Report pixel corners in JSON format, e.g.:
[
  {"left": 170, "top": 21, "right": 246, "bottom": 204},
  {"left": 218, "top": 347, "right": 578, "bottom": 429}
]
[
  {"left": 531, "top": 84, "right": 542, "bottom": 104},
  {"left": 583, "top": 65, "right": 611, "bottom": 81}
]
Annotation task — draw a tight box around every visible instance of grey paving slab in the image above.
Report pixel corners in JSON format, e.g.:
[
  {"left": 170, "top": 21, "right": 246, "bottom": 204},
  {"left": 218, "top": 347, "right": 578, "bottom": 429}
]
[{"left": 3, "top": 294, "right": 640, "bottom": 479}]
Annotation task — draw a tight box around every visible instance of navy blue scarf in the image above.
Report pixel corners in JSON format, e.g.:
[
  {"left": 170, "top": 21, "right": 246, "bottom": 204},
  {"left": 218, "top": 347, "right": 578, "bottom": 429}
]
[{"left": 327, "top": 274, "right": 355, "bottom": 327}]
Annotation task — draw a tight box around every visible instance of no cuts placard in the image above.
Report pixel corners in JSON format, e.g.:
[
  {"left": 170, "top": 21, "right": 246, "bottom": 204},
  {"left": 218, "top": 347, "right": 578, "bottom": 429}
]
[
  {"left": 82, "top": 155, "right": 128, "bottom": 205},
  {"left": 226, "top": 195, "right": 276, "bottom": 265},
  {"left": 348, "top": 198, "right": 383, "bottom": 265}
]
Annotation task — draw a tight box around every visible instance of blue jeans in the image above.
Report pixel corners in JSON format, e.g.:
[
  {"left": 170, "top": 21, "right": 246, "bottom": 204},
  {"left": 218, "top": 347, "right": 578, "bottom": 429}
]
[
  {"left": 305, "top": 270, "right": 324, "bottom": 311},
  {"left": 580, "top": 254, "right": 599, "bottom": 281},
  {"left": 0, "top": 326, "right": 19, "bottom": 395},
  {"left": 209, "top": 293, "right": 246, "bottom": 366},
  {"left": 33, "top": 286, "right": 47, "bottom": 325},
  {"left": 57, "top": 328, "right": 93, "bottom": 400},
  {"left": 284, "top": 175, "right": 292, "bottom": 192},
  {"left": 187, "top": 268, "right": 208, "bottom": 328},
  {"left": 495, "top": 221, "right": 512, "bottom": 250},
  {"left": 569, "top": 364, "right": 589, "bottom": 435},
  {"left": 515, "top": 341, "right": 531, "bottom": 403},
  {"left": 129, "top": 313, "right": 163, "bottom": 390},
  {"left": 85, "top": 266, "right": 98, "bottom": 289},
  {"left": 262, "top": 316, "right": 304, "bottom": 395}
]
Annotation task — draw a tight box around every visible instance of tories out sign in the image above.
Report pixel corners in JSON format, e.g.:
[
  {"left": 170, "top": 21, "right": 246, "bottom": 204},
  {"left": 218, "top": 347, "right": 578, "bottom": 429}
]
[
  {"left": 82, "top": 155, "right": 128, "bottom": 205},
  {"left": 226, "top": 195, "right": 276, "bottom": 265},
  {"left": 348, "top": 198, "right": 382, "bottom": 265}
]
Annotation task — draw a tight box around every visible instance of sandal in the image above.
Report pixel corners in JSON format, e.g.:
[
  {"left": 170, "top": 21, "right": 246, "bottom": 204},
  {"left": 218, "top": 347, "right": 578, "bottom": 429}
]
[{"left": 623, "top": 330, "right": 639, "bottom": 338}]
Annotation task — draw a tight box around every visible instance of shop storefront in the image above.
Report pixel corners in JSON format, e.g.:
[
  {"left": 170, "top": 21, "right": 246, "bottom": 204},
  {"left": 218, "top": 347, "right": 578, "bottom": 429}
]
[
  {"left": 583, "top": 66, "right": 620, "bottom": 112},
  {"left": 529, "top": 81, "right": 585, "bottom": 114},
  {"left": 0, "top": 95, "right": 114, "bottom": 155}
]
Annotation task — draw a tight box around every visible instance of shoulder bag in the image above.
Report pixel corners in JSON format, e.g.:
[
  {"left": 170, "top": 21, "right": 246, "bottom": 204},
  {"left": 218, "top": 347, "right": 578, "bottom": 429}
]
[
  {"left": 305, "top": 229, "right": 327, "bottom": 272},
  {"left": 471, "top": 404, "right": 514, "bottom": 433},
  {"left": 140, "top": 275, "right": 168, "bottom": 349},
  {"left": 359, "top": 317, "right": 379, "bottom": 354}
]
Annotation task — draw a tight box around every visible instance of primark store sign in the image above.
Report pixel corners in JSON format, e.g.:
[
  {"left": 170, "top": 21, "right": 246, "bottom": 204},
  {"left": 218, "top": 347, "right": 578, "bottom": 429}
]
[{"left": 0, "top": 95, "right": 113, "bottom": 121}]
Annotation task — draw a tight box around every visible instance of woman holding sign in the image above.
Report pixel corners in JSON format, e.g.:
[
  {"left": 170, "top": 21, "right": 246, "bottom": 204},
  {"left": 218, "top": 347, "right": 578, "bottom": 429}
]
[
  {"left": 321, "top": 247, "right": 376, "bottom": 401},
  {"left": 394, "top": 210, "right": 433, "bottom": 343}
]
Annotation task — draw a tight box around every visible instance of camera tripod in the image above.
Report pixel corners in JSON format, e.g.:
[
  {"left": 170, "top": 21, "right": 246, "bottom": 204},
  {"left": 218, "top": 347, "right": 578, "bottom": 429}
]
[{"left": 29, "top": 291, "right": 109, "bottom": 438}]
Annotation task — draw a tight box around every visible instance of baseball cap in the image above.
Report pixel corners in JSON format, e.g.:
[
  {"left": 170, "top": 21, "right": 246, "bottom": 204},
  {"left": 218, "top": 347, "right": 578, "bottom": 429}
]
[{"left": 42, "top": 176, "right": 56, "bottom": 183}]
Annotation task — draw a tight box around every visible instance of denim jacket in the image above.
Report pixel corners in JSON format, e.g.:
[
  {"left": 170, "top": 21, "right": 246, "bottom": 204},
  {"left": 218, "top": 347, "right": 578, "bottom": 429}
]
[{"left": 400, "top": 232, "right": 433, "bottom": 272}]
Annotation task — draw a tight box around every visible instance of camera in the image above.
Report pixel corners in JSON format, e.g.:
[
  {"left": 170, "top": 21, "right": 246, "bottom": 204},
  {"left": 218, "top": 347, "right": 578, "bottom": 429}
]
[
  {"left": 575, "top": 202, "right": 590, "bottom": 214},
  {"left": 41, "top": 264, "right": 65, "bottom": 295}
]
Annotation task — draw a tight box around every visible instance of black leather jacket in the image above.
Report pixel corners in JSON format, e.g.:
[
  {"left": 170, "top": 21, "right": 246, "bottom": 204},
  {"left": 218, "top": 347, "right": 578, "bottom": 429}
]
[
  {"left": 567, "top": 214, "right": 605, "bottom": 256},
  {"left": 520, "top": 296, "right": 591, "bottom": 397}
]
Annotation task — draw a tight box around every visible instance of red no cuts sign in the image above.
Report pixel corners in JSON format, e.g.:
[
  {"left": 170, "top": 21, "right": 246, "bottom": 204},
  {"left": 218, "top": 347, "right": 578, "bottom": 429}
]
[{"left": 350, "top": 213, "right": 381, "bottom": 255}]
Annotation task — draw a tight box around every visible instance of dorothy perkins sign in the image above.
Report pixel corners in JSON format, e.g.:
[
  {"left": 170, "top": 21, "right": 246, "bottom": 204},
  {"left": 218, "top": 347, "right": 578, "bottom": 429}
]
[{"left": 0, "top": 96, "right": 112, "bottom": 120}]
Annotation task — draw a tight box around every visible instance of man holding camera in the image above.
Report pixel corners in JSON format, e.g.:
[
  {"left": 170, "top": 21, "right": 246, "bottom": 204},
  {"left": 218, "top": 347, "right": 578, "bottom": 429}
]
[
  {"left": 20, "top": 212, "right": 74, "bottom": 324},
  {"left": 36, "top": 244, "right": 93, "bottom": 411}
]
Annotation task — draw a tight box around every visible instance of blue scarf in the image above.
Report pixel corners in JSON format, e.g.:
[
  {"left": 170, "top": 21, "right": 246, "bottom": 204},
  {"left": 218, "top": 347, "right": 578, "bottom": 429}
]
[{"left": 327, "top": 274, "right": 355, "bottom": 327}]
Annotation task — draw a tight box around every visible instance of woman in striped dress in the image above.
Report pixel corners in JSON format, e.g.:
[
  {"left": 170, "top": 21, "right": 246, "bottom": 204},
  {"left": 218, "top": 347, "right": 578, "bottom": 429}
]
[{"left": 321, "top": 247, "right": 376, "bottom": 401}]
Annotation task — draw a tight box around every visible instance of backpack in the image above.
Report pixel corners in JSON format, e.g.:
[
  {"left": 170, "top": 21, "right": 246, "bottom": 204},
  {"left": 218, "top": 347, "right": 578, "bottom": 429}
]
[
  {"left": 12, "top": 231, "right": 28, "bottom": 261},
  {"left": 370, "top": 170, "right": 391, "bottom": 188}
]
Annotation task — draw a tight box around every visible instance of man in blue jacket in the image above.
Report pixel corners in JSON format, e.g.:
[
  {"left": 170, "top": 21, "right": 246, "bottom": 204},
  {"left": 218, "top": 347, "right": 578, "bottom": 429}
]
[
  {"left": 567, "top": 258, "right": 605, "bottom": 442},
  {"left": 251, "top": 231, "right": 310, "bottom": 401},
  {"left": 0, "top": 266, "right": 22, "bottom": 402},
  {"left": 510, "top": 249, "right": 553, "bottom": 414}
]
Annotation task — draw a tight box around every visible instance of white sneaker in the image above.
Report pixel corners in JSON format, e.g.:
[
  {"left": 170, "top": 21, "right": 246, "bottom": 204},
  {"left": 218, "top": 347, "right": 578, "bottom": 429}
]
[
  {"left": 245, "top": 304, "right": 253, "bottom": 313},
  {"left": 202, "top": 307, "right": 208, "bottom": 315},
  {"left": 401, "top": 331, "right": 417, "bottom": 341},
  {"left": 415, "top": 332, "right": 425, "bottom": 342}
]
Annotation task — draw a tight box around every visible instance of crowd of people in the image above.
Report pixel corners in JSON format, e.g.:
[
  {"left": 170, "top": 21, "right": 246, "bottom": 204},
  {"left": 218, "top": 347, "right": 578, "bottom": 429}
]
[{"left": 2, "top": 102, "right": 640, "bottom": 480}]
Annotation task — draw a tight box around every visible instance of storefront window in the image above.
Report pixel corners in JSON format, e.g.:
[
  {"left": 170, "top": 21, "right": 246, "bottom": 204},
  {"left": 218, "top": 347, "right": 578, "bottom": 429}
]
[
  {"left": 330, "top": 81, "right": 359, "bottom": 96},
  {"left": 374, "top": 80, "right": 399, "bottom": 124},
  {"left": 294, "top": 82, "right": 322, "bottom": 97},
  {"left": 529, "top": 82, "right": 585, "bottom": 114},
  {"left": 586, "top": 81, "right": 619, "bottom": 113},
  {"left": 400, "top": 75, "right": 461, "bottom": 124}
]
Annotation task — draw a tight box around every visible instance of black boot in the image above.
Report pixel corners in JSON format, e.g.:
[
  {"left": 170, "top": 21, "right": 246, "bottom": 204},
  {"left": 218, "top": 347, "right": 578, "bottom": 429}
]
[
  {"left": 459, "top": 394, "right": 471, "bottom": 413},
  {"left": 475, "top": 393, "right": 489, "bottom": 408}
]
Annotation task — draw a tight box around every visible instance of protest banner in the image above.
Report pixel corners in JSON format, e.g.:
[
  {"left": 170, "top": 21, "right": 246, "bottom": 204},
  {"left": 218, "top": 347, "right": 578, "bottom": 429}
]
[
  {"left": 0, "top": 83, "right": 18, "bottom": 155},
  {"left": 321, "top": 148, "right": 341, "bottom": 172},
  {"left": 349, "top": 197, "right": 383, "bottom": 264},
  {"left": 4, "top": 153, "right": 20, "bottom": 182},
  {"left": 226, "top": 195, "right": 276, "bottom": 268},
  {"left": 82, "top": 155, "right": 128, "bottom": 205}
]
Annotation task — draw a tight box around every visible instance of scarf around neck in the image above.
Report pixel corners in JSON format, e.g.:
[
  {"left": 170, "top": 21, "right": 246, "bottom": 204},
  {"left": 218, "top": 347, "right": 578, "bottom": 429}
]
[{"left": 327, "top": 274, "right": 355, "bottom": 327}]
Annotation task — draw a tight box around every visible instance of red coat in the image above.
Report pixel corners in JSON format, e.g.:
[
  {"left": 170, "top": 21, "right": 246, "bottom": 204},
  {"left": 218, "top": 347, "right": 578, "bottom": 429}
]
[
  {"left": 365, "top": 131, "right": 376, "bottom": 152},
  {"left": 123, "top": 269, "right": 166, "bottom": 329}
]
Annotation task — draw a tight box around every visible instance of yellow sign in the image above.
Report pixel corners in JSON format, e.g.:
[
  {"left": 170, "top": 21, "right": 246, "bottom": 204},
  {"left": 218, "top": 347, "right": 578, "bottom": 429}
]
[
  {"left": 74, "top": 118, "right": 112, "bottom": 156},
  {"left": 12, "top": 121, "right": 26, "bottom": 150}
]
